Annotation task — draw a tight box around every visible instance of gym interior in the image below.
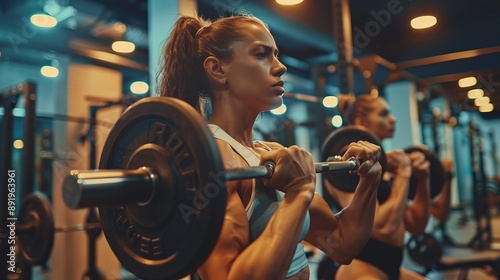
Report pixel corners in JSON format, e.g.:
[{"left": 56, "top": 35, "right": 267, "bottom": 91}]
[{"left": 1, "top": 0, "right": 500, "bottom": 279}]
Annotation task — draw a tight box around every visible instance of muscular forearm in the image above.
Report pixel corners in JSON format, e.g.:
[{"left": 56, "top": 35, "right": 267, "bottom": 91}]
[
  {"left": 406, "top": 178, "right": 431, "bottom": 235},
  {"left": 228, "top": 189, "right": 313, "bottom": 279},
  {"left": 431, "top": 176, "right": 452, "bottom": 223},
  {"left": 332, "top": 176, "right": 380, "bottom": 263},
  {"left": 374, "top": 173, "right": 410, "bottom": 235}
]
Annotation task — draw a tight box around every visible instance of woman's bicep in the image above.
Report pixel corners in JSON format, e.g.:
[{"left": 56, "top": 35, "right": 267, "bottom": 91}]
[
  {"left": 197, "top": 189, "right": 249, "bottom": 279},
  {"left": 197, "top": 140, "right": 251, "bottom": 279}
]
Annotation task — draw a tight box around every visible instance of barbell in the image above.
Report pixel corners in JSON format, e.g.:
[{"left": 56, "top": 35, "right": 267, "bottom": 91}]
[
  {"left": 61, "top": 97, "right": 374, "bottom": 280},
  {"left": 15, "top": 192, "right": 102, "bottom": 266},
  {"left": 321, "top": 126, "right": 446, "bottom": 200}
]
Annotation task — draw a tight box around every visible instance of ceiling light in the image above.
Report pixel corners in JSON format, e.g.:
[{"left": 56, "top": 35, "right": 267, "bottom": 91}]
[
  {"left": 276, "top": 0, "right": 303, "bottom": 5},
  {"left": 44, "top": 0, "right": 61, "bottom": 15},
  {"left": 479, "top": 103, "right": 494, "bottom": 113},
  {"left": 458, "top": 77, "right": 477, "bottom": 88},
  {"left": 30, "top": 14, "right": 57, "bottom": 28},
  {"left": 13, "top": 140, "right": 24, "bottom": 149},
  {"left": 331, "top": 115, "right": 343, "bottom": 128},
  {"left": 41, "top": 66, "right": 59, "bottom": 77},
  {"left": 370, "top": 87, "right": 379, "bottom": 97},
  {"left": 130, "top": 81, "right": 149, "bottom": 94},
  {"left": 112, "top": 41, "right": 135, "bottom": 53},
  {"left": 467, "top": 89, "right": 484, "bottom": 99},
  {"left": 411, "top": 15, "right": 437, "bottom": 29},
  {"left": 432, "top": 107, "right": 441, "bottom": 116},
  {"left": 322, "top": 96, "right": 338, "bottom": 108},
  {"left": 13, "top": 108, "right": 25, "bottom": 117},
  {"left": 474, "top": 96, "right": 490, "bottom": 106},
  {"left": 271, "top": 104, "right": 287, "bottom": 115}
]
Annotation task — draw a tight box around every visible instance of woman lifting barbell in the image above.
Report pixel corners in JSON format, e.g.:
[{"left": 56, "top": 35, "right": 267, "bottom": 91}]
[
  {"left": 158, "top": 14, "right": 383, "bottom": 279},
  {"left": 324, "top": 94, "right": 452, "bottom": 280}
]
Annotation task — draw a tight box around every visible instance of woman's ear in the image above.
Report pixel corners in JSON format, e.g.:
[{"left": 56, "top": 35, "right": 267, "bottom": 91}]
[
  {"left": 203, "top": 56, "right": 227, "bottom": 85},
  {"left": 353, "top": 117, "right": 363, "bottom": 126}
]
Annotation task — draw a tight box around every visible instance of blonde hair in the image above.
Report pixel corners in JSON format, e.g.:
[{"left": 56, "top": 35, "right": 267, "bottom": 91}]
[{"left": 337, "top": 94, "right": 379, "bottom": 125}]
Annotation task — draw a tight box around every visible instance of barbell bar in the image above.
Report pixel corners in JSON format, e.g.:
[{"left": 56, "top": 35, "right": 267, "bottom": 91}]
[
  {"left": 63, "top": 158, "right": 359, "bottom": 209},
  {"left": 16, "top": 219, "right": 101, "bottom": 234},
  {"left": 61, "top": 96, "right": 370, "bottom": 280}
]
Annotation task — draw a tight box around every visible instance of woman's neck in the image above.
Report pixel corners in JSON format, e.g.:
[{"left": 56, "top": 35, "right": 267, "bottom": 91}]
[
  {"left": 208, "top": 91, "right": 268, "bottom": 147},
  {"left": 208, "top": 115, "right": 255, "bottom": 147},
  {"left": 208, "top": 109, "right": 259, "bottom": 148}
]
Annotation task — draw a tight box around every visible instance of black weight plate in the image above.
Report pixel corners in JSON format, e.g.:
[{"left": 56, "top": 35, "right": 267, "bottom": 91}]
[
  {"left": 406, "top": 233, "right": 443, "bottom": 268},
  {"left": 98, "top": 97, "right": 226, "bottom": 280},
  {"left": 321, "top": 125, "right": 386, "bottom": 193},
  {"left": 405, "top": 145, "right": 445, "bottom": 200},
  {"left": 18, "top": 192, "right": 54, "bottom": 265}
]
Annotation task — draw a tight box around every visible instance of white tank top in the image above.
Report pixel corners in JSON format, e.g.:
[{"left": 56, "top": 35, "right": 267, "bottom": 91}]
[{"left": 207, "top": 124, "right": 261, "bottom": 219}]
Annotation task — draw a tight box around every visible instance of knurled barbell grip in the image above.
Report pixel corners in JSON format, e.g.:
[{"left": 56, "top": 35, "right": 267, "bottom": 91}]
[
  {"left": 224, "top": 161, "right": 276, "bottom": 180},
  {"left": 315, "top": 157, "right": 359, "bottom": 173},
  {"left": 63, "top": 167, "right": 157, "bottom": 209},
  {"left": 223, "top": 157, "right": 358, "bottom": 180}
]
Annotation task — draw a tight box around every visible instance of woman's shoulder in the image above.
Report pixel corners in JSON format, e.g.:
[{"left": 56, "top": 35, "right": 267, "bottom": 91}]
[
  {"left": 214, "top": 139, "right": 245, "bottom": 167},
  {"left": 213, "top": 139, "right": 251, "bottom": 196}
]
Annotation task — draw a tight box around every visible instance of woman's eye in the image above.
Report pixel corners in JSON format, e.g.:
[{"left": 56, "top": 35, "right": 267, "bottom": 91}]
[
  {"left": 256, "top": 53, "right": 267, "bottom": 58},
  {"left": 380, "top": 111, "right": 389, "bottom": 117}
]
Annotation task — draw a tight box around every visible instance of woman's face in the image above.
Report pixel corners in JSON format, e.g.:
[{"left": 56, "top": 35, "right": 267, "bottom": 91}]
[
  {"left": 359, "top": 98, "right": 396, "bottom": 140},
  {"left": 222, "top": 23, "right": 287, "bottom": 112}
]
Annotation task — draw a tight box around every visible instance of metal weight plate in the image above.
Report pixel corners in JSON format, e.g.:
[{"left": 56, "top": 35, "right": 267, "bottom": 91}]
[
  {"left": 405, "top": 145, "right": 445, "bottom": 200},
  {"left": 321, "top": 125, "right": 386, "bottom": 193},
  {"left": 406, "top": 233, "right": 443, "bottom": 268},
  {"left": 18, "top": 192, "right": 55, "bottom": 265},
  {"left": 98, "top": 97, "right": 227, "bottom": 280}
]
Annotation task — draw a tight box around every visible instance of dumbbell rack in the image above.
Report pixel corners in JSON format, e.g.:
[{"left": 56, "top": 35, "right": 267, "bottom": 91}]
[
  {"left": 0, "top": 81, "right": 37, "bottom": 279},
  {"left": 467, "top": 121, "right": 494, "bottom": 250}
]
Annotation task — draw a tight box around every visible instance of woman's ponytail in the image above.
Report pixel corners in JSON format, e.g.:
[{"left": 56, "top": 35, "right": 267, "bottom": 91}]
[
  {"left": 337, "top": 93, "right": 356, "bottom": 124},
  {"left": 158, "top": 16, "right": 208, "bottom": 112}
]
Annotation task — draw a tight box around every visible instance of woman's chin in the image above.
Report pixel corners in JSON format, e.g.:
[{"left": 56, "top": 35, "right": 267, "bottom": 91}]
[
  {"left": 271, "top": 98, "right": 283, "bottom": 108},
  {"left": 259, "top": 96, "right": 283, "bottom": 112},
  {"left": 382, "top": 132, "right": 394, "bottom": 140}
]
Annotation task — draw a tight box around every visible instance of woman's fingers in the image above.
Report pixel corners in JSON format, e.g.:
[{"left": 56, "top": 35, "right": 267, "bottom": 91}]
[{"left": 342, "top": 141, "right": 381, "bottom": 163}]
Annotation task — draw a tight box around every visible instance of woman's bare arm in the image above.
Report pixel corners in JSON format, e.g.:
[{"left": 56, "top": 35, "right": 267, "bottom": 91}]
[
  {"left": 198, "top": 141, "right": 315, "bottom": 280},
  {"left": 351, "top": 149, "right": 410, "bottom": 243},
  {"left": 305, "top": 141, "right": 382, "bottom": 264},
  {"left": 430, "top": 158, "right": 454, "bottom": 223},
  {"left": 305, "top": 166, "right": 381, "bottom": 264},
  {"left": 404, "top": 152, "right": 431, "bottom": 236}
]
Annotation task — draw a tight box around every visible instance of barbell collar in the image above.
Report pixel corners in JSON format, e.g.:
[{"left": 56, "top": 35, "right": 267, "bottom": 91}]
[{"left": 63, "top": 167, "right": 158, "bottom": 209}]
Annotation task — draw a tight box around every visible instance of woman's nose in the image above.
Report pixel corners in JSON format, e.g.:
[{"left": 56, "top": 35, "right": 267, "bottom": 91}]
[{"left": 273, "top": 58, "right": 287, "bottom": 77}]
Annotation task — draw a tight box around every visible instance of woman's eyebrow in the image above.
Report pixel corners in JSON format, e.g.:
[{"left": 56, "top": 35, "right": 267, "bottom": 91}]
[{"left": 254, "top": 43, "right": 280, "bottom": 56}]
